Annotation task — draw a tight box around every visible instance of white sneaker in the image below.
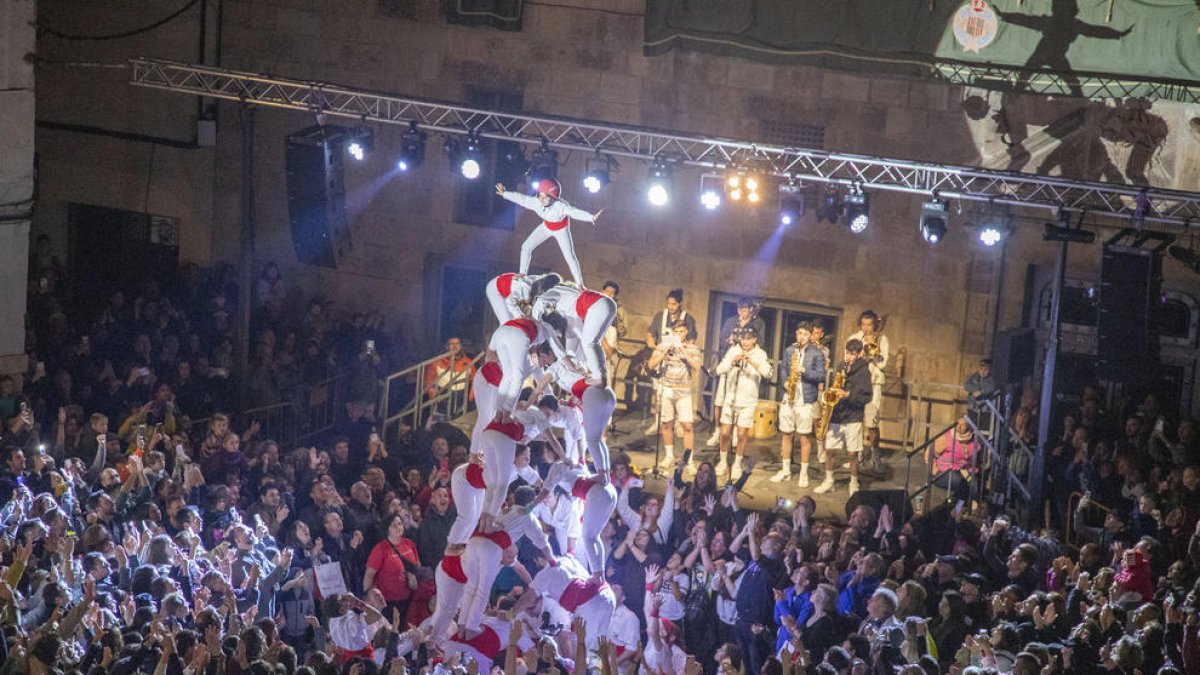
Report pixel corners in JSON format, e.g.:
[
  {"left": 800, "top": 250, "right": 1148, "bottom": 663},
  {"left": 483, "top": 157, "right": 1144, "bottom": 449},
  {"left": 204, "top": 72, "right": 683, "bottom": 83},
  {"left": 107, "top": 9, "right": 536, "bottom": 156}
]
[
  {"left": 706, "top": 431, "right": 720, "bottom": 447},
  {"left": 715, "top": 457, "right": 728, "bottom": 477},
  {"left": 645, "top": 422, "right": 659, "bottom": 435},
  {"left": 769, "top": 468, "right": 792, "bottom": 483},
  {"left": 659, "top": 452, "right": 675, "bottom": 469},
  {"left": 731, "top": 462, "right": 743, "bottom": 481},
  {"left": 848, "top": 478, "right": 860, "bottom": 496},
  {"left": 813, "top": 475, "right": 835, "bottom": 494},
  {"left": 797, "top": 471, "right": 809, "bottom": 488}
]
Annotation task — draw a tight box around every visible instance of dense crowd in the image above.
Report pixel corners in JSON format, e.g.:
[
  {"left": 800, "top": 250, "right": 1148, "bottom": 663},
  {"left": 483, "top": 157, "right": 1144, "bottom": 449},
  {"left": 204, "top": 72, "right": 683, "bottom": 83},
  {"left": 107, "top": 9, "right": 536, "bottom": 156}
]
[{"left": 5, "top": 241, "right": 1200, "bottom": 675}]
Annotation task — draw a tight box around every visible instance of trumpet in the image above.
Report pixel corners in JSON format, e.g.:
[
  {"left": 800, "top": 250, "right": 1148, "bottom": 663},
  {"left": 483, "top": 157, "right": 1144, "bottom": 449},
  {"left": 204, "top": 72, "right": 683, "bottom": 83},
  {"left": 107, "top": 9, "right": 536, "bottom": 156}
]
[{"left": 862, "top": 314, "right": 888, "bottom": 359}]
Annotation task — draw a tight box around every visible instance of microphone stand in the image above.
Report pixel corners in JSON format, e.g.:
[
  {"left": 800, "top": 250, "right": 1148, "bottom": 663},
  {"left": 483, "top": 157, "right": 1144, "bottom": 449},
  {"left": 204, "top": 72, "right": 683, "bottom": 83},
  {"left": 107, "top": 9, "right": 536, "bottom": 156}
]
[{"left": 721, "top": 351, "right": 744, "bottom": 478}]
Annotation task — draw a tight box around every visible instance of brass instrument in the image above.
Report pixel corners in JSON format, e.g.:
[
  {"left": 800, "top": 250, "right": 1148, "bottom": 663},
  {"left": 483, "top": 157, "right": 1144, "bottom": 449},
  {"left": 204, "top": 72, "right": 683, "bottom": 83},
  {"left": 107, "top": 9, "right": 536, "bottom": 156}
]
[
  {"left": 862, "top": 314, "right": 888, "bottom": 359},
  {"left": 784, "top": 347, "right": 801, "bottom": 401},
  {"left": 814, "top": 367, "right": 845, "bottom": 442}
]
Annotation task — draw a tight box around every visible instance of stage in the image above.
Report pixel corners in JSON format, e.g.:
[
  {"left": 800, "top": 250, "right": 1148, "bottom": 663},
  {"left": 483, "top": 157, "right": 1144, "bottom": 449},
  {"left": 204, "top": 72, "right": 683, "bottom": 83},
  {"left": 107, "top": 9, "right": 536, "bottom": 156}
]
[{"left": 451, "top": 406, "right": 931, "bottom": 523}]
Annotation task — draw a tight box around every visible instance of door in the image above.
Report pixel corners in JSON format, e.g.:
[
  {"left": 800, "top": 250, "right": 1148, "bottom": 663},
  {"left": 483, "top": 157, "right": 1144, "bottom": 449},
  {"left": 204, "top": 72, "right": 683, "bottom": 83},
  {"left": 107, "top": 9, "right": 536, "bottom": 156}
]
[{"left": 706, "top": 292, "right": 842, "bottom": 402}]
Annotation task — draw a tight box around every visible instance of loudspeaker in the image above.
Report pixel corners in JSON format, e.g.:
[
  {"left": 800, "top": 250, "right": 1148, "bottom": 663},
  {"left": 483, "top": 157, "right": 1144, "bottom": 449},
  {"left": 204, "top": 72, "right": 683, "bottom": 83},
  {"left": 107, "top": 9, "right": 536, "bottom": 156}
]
[
  {"left": 845, "top": 489, "right": 912, "bottom": 524},
  {"left": 1097, "top": 247, "right": 1161, "bottom": 384},
  {"left": 991, "top": 329, "right": 1035, "bottom": 384},
  {"left": 286, "top": 125, "right": 351, "bottom": 268}
]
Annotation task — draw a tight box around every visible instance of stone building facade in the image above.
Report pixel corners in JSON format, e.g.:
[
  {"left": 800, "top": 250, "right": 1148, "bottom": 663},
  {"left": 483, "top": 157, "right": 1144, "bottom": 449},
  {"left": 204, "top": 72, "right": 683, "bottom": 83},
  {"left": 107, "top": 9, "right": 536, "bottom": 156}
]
[{"left": 30, "top": 0, "right": 1200, "bottom": 420}]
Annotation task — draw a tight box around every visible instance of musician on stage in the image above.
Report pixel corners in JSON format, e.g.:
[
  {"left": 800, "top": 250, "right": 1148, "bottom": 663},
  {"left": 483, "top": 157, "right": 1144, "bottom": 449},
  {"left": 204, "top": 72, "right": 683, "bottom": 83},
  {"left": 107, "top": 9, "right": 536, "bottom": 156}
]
[
  {"left": 708, "top": 297, "right": 767, "bottom": 447},
  {"left": 847, "top": 310, "right": 889, "bottom": 471},
  {"left": 771, "top": 322, "right": 826, "bottom": 487},
  {"left": 647, "top": 320, "right": 703, "bottom": 469},
  {"left": 714, "top": 327, "right": 771, "bottom": 481},
  {"left": 814, "top": 339, "right": 873, "bottom": 496},
  {"left": 644, "top": 289, "right": 697, "bottom": 436}
]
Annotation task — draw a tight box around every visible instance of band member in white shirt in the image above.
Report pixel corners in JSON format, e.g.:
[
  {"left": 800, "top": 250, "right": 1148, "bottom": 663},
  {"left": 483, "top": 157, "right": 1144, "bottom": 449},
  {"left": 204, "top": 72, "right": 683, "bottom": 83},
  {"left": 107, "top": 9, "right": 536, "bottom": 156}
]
[
  {"left": 714, "top": 328, "right": 772, "bottom": 481},
  {"left": 847, "top": 310, "right": 889, "bottom": 471}
]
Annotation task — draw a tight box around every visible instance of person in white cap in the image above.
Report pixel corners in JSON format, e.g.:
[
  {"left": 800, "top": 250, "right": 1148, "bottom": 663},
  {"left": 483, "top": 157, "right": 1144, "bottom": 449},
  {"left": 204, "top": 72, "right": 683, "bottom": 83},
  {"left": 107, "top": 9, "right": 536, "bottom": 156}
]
[
  {"left": 485, "top": 271, "right": 562, "bottom": 324},
  {"left": 496, "top": 179, "right": 603, "bottom": 285}
]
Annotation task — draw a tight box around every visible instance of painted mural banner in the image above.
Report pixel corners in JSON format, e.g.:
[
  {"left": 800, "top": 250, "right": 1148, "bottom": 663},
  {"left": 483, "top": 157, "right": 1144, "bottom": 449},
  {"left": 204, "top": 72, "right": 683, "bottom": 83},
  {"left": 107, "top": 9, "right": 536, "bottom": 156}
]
[{"left": 644, "top": 0, "right": 1200, "bottom": 94}]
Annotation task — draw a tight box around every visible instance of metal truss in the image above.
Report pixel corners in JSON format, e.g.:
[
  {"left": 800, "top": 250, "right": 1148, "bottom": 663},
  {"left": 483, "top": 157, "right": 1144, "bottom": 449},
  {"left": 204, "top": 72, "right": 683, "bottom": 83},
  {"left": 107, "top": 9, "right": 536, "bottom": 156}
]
[
  {"left": 932, "top": 61, "right": 1200, "bottom": 105},
  {"left": 129, "top": 57, "right": 1200, "bottom": 228}
]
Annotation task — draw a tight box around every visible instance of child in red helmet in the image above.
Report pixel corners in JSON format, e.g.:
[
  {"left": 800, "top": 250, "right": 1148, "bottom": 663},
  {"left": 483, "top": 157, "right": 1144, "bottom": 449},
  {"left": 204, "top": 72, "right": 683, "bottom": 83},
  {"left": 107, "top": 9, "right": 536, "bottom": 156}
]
[{"left": 495, "top": 179, "right": 603, "bottom": 285}]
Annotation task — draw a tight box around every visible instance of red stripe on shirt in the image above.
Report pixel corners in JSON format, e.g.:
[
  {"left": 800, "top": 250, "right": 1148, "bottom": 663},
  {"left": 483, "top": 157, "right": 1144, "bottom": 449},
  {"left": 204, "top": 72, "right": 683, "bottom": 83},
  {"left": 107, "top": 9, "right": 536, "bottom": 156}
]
[
  {"left": 575, "top": 289, "right": 605, "bottom": 318},
  {"left": 484, "top": 420, "right": 526, "bottom": 442},
  {"left": 481, "top": 361, "right": 502, "bottom": 386},
  {"left": 466, "top": 463, "right": 487, "bottom": 489},
  {"left": 504, "top": 318, "right": 539, "bottom": 342},
  {"left": 496, "top": 273, "right": 515, "bottom": 298},
  {"left": 472, "top": 530, "right": 513, "bottom": 549},
  {"left": 440, "top": 554, "right": 468, "bottom": 584}
]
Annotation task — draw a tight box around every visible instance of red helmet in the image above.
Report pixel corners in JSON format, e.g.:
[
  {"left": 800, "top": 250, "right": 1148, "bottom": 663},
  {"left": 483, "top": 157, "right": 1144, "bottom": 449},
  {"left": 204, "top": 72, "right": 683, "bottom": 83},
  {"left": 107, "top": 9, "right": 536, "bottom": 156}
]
[{"left": 534, "top": 178, "right": 561, "bottom": 199}]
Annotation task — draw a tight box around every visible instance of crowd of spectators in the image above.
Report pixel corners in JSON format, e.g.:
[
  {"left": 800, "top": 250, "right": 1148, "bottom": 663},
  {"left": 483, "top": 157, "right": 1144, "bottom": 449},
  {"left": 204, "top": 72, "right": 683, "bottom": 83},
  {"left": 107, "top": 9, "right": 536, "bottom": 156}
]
[{"left": 5, "top": 243, "right": 1200, "bottom": 675}]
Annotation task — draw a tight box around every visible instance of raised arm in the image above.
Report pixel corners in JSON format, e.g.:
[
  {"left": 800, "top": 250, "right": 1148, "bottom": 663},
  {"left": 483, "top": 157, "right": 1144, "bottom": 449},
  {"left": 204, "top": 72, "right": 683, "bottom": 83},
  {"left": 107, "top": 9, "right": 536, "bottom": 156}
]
[
  {"left": 497, "top": 184, "right": 541, "bottom": 211},
  {"left": 616, "top": 480, "right": 642, "bottom": 530}
]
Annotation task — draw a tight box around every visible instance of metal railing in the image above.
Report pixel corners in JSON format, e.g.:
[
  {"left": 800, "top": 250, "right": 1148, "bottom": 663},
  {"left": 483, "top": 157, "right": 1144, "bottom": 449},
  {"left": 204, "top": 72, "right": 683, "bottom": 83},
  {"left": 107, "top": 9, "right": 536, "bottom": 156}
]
[
  {"left": 901, "top": 389, "right": 1036, "bottom": 519},
  {"left": 184, "top": 374, "right": 344, "bottom": 449},
  {"left": 377, "top": 350, "right": 484, "bottom": 446},
  {"left": 895, "top": 379, "right": 974, "bottom": 455}
]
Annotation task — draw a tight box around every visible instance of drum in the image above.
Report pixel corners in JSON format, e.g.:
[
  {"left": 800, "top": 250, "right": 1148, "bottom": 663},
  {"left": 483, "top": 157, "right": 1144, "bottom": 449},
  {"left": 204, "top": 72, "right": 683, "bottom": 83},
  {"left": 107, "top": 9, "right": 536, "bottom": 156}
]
[{"left": 751, "top": 400, "right": 779, "bottom": 439}]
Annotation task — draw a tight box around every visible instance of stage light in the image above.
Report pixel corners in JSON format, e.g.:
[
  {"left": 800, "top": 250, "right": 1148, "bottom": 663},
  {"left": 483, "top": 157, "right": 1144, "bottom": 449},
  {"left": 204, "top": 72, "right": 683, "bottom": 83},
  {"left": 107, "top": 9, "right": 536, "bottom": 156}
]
[
  {"left": 778, "top": 182, "right": 804, "bottom": 226},
  {"left": 815, "top": 185, "right": 841, "bottom": 224},
  {"left": 843, "top": 185, "right": 869, "bottom": 233},
  {"left": 699, "top": 173, "right": 723, "bottom": 210},
  {"left": 645, "top": 156, "right": 673, "bottom": 206},
  {"left": 446, "top": 131, "right": 484, "bottom": 180},
  {"left": 979, "top": 226, "right": 1004, "bottom": 247},
  {"left": 397, "top": 121, "right": 426, "bottom": 171},
  {"left": 920, "top": 198, "right": 949, "bottom": 243},
  {"left": 346, "top": 125, "right": 374, "bottom": 161},
  {"left": 527, "top": 142, "right": 558, "bottom": 191},
  {"left": 1043, "top": 209, "right": 1095, "bottom": 243},
  {"left": 725, "top": 169, "right": 762, "bottom": 204},
  {"left": 583, "top": 152, "right": 612, "bottom": 194}
]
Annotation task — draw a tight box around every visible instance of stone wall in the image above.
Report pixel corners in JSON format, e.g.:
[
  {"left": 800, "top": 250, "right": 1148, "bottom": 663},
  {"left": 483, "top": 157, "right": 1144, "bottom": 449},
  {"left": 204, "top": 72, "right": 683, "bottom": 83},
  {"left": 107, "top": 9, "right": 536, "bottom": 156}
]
[
  {"left": 0, "top": 0, "right": 35, "bottom": 375},
  {"left": 30, "top": 0, "right": 1200, "bottom": 415}
]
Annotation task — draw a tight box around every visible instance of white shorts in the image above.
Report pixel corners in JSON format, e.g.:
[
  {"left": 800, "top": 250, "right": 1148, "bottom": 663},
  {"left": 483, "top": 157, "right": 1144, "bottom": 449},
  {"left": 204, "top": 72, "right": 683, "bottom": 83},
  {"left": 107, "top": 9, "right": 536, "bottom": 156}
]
[
  {"left": 863, "top": 384, "right": 882, "bottom": 428},
  {"left": 660, "top": 386, "right": 694, "bottom": 424},
  {"left": 823, "top": 421, "right": 864, "bottom": 455},
  {"left": 720, "top": 404, "right": 755, "bottom": 429},
  {"left": 779, "top": 399, "right": 816, "bottom": 435}
]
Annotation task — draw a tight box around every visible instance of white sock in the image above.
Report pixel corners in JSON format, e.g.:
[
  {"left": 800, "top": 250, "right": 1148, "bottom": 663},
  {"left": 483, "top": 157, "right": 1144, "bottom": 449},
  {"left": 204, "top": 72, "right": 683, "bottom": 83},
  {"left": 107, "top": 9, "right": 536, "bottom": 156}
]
[
  {"left": 781, "top": 458, "right": 791, "bottom": 469},
  {"left": 800, "top": 462, "right": 809, "bottom": 473},
  {"left": 664, "top": 444, "right": 674, "bottom": 456}
]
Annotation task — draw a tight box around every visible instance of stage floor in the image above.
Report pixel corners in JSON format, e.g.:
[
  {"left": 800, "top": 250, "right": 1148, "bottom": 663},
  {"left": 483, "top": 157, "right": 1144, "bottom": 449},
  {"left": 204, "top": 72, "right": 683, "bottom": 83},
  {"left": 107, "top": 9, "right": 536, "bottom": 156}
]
[{"left": 452, "top": 407, "right": 930, "bottom": 522}]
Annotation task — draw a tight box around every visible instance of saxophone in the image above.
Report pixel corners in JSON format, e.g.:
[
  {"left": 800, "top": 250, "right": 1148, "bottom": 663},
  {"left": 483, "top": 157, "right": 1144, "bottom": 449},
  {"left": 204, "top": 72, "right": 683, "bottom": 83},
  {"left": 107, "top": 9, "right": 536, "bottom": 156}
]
[
  {"left": 814, "top": 367, "right": 845, "bottom": 442},
  {"left": 784, "top": 346, "right": 801, "bottom": 402}
]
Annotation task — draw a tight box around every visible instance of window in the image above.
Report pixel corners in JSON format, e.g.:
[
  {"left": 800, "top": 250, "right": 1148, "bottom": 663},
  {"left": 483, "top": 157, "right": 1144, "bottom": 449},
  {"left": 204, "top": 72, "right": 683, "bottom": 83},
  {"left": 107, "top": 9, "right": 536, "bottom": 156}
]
[
  {"left": 453, "top": 87, "right": 525, "bottom": 229},
  {"left": 759, "top": 119, "right": 826, "bottom": 149},
  {"left": 441, "top": 0, "right": 523, "bottom": 31}
]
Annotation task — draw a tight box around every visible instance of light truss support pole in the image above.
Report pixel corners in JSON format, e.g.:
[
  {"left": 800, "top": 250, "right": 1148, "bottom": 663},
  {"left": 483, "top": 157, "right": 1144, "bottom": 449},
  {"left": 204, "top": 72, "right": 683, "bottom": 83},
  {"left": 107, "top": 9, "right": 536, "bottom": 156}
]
[{"left": 128, "top": 58, "right": 1200, "bottom": 229}]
